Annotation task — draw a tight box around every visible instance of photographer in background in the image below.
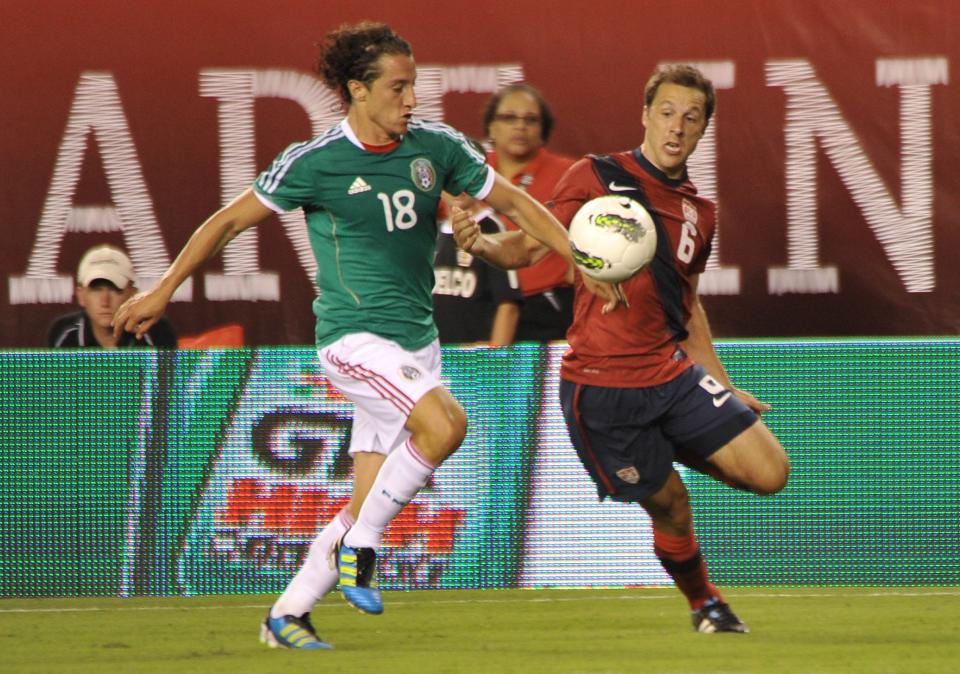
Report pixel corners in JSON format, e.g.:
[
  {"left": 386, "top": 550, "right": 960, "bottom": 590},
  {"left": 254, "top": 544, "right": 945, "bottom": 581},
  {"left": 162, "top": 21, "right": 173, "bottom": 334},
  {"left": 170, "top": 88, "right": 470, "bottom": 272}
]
[{"left": 47, "top": 244, "right": 176, "bottom": 348}]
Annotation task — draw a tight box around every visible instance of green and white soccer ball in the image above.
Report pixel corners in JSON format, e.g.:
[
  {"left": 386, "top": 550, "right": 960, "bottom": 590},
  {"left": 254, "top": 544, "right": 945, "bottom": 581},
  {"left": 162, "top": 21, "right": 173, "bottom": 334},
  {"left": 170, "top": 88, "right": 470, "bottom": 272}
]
[{"left": 568, "top": 195, "right": 658, "bottom": 283}]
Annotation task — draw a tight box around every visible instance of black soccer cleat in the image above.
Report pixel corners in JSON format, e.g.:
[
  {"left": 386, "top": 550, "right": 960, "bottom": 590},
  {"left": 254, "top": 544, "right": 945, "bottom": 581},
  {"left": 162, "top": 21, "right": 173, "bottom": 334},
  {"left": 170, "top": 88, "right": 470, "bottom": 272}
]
[{"left": 691, "top": 597, "right": 750, "bottom": 633}]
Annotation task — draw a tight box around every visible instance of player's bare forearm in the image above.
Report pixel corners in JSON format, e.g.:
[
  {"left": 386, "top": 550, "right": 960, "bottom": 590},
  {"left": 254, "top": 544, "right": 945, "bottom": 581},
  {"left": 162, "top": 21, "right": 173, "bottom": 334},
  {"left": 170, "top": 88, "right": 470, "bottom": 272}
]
[
  {"left": 682, "top": 297, "right": 732, "bottom": 387},
  {"left": 159, "top": 189, "right": 269, "bottom": 294},
  {"left": 113, "top": 188, "right": 271, "bottom": 337},
  {"left": 683, "top": 288, "right": 771, "bottom": 413},
  {"left": 482, "top": 177, "right": 626, "bottom": 310},
  {"left": 477, "top": 232, "right": 539, "bottom": 269},
  {"left": 455, "top": 199, "right": 623, "bottom": 313},
  {"left": 505, "top": 197, "right": 571, "bottom": 260},
  {"left": 484, "top": 174, "right": 572, "bottom": 263},
  {"left": 451, "top": 207, "right": 542, "bottom": 269}
]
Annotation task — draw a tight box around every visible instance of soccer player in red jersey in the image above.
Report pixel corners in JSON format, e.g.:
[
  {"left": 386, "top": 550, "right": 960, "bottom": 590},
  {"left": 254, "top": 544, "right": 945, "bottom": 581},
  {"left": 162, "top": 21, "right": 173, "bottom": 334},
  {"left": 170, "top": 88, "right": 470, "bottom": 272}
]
[{"left": 453, "top": 64, "right": 790, "bottom": 633}]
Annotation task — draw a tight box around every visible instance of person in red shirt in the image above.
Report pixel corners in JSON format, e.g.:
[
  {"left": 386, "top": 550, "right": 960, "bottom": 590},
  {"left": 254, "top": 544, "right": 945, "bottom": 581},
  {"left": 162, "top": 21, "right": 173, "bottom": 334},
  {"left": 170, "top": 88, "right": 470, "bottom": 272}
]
[
  {"left": 454, "top": 64, "right": 789, "bottom": 633},
  {"left": 483, "top": 84, "right": 575, "bottom": 341}
]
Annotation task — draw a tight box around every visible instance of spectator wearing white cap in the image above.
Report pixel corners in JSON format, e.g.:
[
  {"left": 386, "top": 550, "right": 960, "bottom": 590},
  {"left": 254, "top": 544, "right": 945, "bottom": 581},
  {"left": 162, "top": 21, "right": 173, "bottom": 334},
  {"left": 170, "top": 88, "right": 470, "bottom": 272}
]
[{"left": 47, "top": 245, "right": 177, "bottom": 348}]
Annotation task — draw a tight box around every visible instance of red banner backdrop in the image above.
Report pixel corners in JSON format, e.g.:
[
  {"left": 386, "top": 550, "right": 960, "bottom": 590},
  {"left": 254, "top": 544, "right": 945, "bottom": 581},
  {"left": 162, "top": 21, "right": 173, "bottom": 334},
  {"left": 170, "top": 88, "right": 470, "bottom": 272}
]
[{"left": 3, "top": 0, "right": 958, "bottom": 346}]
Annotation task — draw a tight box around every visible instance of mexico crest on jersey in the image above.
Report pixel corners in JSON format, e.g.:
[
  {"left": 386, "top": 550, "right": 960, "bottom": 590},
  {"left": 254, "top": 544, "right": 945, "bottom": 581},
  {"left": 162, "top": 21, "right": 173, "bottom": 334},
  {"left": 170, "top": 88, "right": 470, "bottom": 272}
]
[
  {"left": 400, "top": 365, "right": 422, "bottom": 381},
  {"left": 410, "top": 158, "right": 436, "bottom": 192}
]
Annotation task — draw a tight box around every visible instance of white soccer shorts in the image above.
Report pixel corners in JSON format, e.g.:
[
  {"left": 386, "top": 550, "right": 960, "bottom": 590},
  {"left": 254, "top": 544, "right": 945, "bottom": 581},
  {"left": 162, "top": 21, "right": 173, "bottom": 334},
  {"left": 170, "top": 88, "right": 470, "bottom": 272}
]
[{"left": 319, "top": 332, "right": 443, "bottom": 456}]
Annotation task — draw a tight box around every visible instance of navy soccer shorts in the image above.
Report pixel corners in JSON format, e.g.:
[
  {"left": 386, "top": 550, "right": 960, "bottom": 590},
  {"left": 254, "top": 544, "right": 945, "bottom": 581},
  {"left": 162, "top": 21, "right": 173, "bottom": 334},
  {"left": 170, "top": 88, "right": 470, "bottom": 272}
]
[{"left": 559, "top": 364, "right": 758, "bottom": 502}]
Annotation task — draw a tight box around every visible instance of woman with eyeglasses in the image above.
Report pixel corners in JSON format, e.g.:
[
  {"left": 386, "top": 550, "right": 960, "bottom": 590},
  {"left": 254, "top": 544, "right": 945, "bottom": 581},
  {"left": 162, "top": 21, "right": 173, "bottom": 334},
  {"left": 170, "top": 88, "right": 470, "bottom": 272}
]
[{"left": 483, "top": 84, "right": 576, "bottom": 342}]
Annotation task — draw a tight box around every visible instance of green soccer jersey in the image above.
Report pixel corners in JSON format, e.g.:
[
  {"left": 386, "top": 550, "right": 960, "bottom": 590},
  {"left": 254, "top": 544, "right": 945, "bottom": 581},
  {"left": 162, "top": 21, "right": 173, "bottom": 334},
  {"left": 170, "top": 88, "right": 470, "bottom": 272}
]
[{"left": 254, "top": 119, "right": 494, "bottom": 350}]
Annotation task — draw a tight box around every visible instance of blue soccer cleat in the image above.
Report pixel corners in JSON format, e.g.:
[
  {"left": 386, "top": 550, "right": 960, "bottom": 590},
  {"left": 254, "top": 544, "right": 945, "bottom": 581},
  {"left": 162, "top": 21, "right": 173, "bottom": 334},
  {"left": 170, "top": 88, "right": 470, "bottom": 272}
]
[
  {"left": 260, "top": 612, "right": 333, "bottom": 650},
  {"left": 337, "top": 542, "right": 383, "bottom": 615}
]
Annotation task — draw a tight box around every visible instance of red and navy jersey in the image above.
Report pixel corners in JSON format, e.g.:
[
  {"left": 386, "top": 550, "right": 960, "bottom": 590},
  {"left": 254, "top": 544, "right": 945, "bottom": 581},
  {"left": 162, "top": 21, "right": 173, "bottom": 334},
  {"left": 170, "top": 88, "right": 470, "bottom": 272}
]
[{"left": 550, "top": 149, "right": 715, "bottom": 388}]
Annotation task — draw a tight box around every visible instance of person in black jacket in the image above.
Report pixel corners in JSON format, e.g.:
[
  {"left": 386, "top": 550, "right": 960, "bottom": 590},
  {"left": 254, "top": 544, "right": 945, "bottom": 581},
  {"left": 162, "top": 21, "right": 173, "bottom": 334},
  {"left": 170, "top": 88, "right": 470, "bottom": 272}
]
[
  {"left": 47, "top": 244, "right": 176, "bottom": 348},
  {"left": 433, "top": 191, "right": 523, "bottom": 346}
]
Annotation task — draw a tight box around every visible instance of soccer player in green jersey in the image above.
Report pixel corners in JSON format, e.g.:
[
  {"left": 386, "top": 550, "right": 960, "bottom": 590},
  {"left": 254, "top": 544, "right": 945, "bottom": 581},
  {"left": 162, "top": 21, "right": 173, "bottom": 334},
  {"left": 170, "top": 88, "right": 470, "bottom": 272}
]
[{"left": 114, "top": 22, "right": 613, "bottom": 650}]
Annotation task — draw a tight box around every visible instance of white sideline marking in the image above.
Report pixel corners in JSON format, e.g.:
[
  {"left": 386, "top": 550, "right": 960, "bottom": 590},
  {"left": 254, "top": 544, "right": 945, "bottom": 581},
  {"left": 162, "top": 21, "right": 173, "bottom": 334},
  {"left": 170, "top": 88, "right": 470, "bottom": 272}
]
[{"left": 1, "top": 589, "right": 958, "bottom": 614}]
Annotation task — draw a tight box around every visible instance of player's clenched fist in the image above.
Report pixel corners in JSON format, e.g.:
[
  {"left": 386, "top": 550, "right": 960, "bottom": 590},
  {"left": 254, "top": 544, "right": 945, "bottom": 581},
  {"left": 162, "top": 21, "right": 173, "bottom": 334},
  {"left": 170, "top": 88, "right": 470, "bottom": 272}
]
[{"left": 450, "top": 206, "right": 485, "bottom": 255}]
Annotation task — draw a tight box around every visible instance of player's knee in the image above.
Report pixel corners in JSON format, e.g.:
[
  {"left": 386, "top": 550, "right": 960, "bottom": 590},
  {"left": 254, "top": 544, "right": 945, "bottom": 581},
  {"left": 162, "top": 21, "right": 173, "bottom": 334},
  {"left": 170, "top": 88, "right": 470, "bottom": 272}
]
[
  {"left": 750, "top": 456, "right": 790, "bottom": 496},
  {"left": 409, "top": 390, "right": 467, "bottom": 462},
  {"left": 447, "top": 405, "right": 468, "bottom": 448},
  {"left": 668, "top": 500, "right": 692, "bottom": 530},
  {"left": 428, "top": 405, "right": 467, "bottom": 456},
  {"left": 642, "top": 479, "right": 692, "bottom": 530}
]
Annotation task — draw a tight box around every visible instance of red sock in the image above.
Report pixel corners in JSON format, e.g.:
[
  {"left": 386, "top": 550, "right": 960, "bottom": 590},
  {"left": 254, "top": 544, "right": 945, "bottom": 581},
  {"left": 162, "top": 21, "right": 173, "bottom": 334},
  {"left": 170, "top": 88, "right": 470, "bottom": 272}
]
[{"left": 653, "top": 527, "right": 722, "bottom": 610}]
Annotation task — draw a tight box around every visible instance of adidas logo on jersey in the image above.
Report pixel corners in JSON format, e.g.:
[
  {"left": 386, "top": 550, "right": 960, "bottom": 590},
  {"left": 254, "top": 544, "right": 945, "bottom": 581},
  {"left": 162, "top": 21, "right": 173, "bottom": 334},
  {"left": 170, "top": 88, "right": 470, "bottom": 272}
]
[{"left": 348, "top": 176, "right": 372, "bottom": 195}]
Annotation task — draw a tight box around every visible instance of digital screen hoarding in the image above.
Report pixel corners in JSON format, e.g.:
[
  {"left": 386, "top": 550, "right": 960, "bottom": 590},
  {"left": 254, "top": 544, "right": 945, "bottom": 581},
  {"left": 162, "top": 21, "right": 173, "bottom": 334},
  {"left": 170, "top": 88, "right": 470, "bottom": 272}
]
[{"left": 1, "top": 341, "right": 957, "bottom": 596}]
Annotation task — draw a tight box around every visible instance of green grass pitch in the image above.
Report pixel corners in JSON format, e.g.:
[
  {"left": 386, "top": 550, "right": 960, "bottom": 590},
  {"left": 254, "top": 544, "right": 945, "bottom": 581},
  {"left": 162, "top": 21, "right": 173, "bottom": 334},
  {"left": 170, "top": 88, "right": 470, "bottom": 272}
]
[{"left": 2, "top": 587, "right": 958, "bottom": 673}]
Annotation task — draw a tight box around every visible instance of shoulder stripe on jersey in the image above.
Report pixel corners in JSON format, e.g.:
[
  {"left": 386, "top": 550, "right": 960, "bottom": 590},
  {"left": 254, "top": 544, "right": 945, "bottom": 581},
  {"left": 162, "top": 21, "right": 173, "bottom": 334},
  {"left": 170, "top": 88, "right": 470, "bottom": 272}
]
[
  {"left": 409, "top": 119, "right": 486, "bottom": 163},
  {"left": 588, "top": 154, "right": 689, "bottom": 342},
  {"left": 472, "top": 165, "right": 496, "bottom": 201},
  {"left": 258, "top": 126, "right": 345, "bottom": 194}
]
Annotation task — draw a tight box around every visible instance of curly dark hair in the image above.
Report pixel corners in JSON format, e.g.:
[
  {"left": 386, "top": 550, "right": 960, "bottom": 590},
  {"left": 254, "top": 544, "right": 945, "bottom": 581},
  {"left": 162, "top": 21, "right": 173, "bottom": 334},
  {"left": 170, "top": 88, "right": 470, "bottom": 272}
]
[
  {"left": 482, "top": 83, "right": 555, "bottom": 143},
  {"left": 643, "top": 64, "right": 715, "bottom": 124},
  {"left": 316, "top": 21, "right": 413, "bottom": 103}
]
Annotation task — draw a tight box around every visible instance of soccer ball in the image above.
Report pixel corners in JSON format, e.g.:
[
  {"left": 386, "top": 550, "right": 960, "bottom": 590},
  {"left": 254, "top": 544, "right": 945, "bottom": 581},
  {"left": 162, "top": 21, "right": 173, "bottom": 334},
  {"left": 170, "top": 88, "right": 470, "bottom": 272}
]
[{"left": 568, "top": 195, "right": 657, "bottom": 283}]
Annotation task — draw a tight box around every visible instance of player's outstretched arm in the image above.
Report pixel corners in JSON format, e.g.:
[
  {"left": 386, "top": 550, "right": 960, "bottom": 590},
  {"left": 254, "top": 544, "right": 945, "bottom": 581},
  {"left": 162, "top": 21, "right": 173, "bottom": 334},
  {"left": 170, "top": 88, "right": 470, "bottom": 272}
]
[
  {"left": 682, "top": 276, "right": 770, "bottom": 414},
  {"left": 451, "top": 202, "right": 623, "bottom": 311},
  {"left": 451, "top": 206, "right": 548, "bottom": 269},
  {"left": 113, "top": 188, "right": 273, "bottom": 339},
  {"left": 483, "top": 173, "right": 573, "bottom": 262}
]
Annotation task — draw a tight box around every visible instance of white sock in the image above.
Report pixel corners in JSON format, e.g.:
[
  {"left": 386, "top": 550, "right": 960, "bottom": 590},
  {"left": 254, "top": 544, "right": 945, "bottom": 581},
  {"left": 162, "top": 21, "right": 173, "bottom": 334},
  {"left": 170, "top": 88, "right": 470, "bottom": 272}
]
[
  {"left": 270, "top": 508, "right": 354, "bottom": 618},
  {"left": 342, "top": 440, "right": 435, "bottom": 551}
]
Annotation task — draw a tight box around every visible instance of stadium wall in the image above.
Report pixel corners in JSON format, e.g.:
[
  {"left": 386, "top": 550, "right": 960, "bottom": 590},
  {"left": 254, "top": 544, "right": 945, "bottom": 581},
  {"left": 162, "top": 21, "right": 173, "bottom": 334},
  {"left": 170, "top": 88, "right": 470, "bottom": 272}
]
[
  {"left": 3, "top": 0, "right": 960, "bottom": 345},
  {"left": 2, "top": 342, "right": 957, "bottom": 597}
]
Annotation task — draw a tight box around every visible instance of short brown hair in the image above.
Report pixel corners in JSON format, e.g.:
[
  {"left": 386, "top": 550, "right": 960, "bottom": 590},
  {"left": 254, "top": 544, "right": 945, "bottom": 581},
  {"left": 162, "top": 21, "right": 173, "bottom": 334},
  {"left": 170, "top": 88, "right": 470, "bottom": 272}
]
[
  {"left": 644, "top": 64, "right": 715, "bottom": 124},
  {"left": 316, "top": 22, "right": 413, "bottom": 103}
]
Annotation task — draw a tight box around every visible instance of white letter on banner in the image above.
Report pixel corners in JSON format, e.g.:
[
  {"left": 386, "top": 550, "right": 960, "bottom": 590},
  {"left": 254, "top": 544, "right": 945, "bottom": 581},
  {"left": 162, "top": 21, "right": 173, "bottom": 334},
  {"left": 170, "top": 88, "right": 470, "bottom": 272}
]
[
  {"left": 200, "top": 69, "right": 343, "bottom": 300},
  {"left": 413, "top": 65, "right": 524, "bottom": 125},
  {"left": 9, "top": 72, "right": 185, "bottom": 304},
  {"left": 672, "top": 61, "right": 739, "bottom": 295},
  {"left": 766, "top": 58, "right": 946, "bottom": 294}
]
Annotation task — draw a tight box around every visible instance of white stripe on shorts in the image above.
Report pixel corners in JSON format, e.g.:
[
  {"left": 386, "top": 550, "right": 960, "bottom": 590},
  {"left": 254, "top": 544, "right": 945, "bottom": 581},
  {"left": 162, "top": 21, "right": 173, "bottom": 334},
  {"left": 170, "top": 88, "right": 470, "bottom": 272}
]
[{"left": 326, "top": 352, "right": 415, "bottom": 415}]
